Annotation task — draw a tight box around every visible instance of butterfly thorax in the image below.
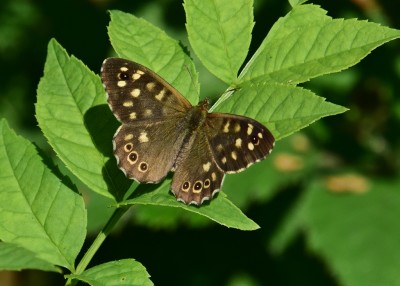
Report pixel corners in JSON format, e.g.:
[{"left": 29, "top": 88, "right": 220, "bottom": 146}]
[{"left": 184, "top": 99, "right": 209, "bottom": 132}]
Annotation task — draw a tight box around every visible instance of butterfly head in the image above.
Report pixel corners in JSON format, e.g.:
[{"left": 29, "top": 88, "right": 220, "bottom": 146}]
[{"left": 198, "top": 98, "right": 210, "bottom": 110}]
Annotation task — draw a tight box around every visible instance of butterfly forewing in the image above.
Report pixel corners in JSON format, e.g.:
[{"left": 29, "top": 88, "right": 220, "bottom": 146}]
[
  {"left": 205, "top": 113, "right": 275, "bottom": 173},
  {"left": 101, "top": 58, "right": 191, "bottom": 123},
  {"left": 101, "top": 57, "right": 192, "bottom": 184}
]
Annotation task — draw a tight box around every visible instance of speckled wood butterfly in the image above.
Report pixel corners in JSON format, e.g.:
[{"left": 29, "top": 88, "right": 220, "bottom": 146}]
[{"left": 101, "top": 58, "right": 275, "bottom": 205}]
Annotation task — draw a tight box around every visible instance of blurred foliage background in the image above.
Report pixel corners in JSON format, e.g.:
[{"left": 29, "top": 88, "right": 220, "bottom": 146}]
[{"left": 1, "top": 0, "right": 400, "bottom": 285}]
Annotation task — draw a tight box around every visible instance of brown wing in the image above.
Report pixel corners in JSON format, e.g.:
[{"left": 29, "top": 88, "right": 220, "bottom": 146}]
[
  {"left": 205, "top": 113, "right": 275, "bottom": 173},
  {"left": 101, "top": 57, "right": 193, "bottom": 183},
  {"left": 171, "top": 130, "right": 225, "bottom": 205},
  {"left": 101, "top": 57, "right": 192, "bottom": 123},
  {"left": 113, "top": 119, "right": 188, "bottom": 184}
]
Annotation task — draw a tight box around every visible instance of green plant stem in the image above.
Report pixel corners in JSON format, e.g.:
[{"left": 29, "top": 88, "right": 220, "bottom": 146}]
[{"left": 65, "top": 205, "right": 130, "bottom": 286}]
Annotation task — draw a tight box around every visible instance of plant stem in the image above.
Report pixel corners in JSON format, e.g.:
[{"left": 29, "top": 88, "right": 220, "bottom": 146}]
[{"left": 65, "top": 205, "right": 130, "bottom": 286}]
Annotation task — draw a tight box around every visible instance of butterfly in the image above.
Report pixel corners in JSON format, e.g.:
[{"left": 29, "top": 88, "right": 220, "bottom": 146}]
[{"left": 101, "top": 58, "right": 275, "bottom": 205}]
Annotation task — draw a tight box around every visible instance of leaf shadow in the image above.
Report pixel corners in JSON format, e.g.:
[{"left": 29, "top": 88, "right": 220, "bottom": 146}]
[
  {"left": 128, "top": 182, "right": 169, "bottom": 200},
  {"left": 84, "top": 104, "right": 132, "bottom": 201},
  {"left": 35, "top": 143, "right": 79, "bottom": 194},
  {"left": 84, "top": 104, "right": 118, "bottom": 156}
]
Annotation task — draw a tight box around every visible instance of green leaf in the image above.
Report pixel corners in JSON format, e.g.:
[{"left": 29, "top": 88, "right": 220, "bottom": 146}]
[
  {"left": 68, "top": 259, "right": 153, "bottom": 286},
  {"left": 120, "top": 181, "right": 260, "bottom": 230},
  {"left": 301, "top": 178, "right": 400, "bottom": 286},
  {"left": 0, "top": 119, "right": 86, "bottom": 270},
  {"left": 0, "top": 243, "right": 58, "bottom": 272},
  {"left": 184, "top": 0, "right": 253, "bottom": 83},
  {"left": 108, "top": 10, "right": 199, "bottom": 105},
  {"left": 214, "top": 81, "right": 347, "bottom": 140},
  {"left": 240, "top": 4, "right": 400, "bottom": 84},
  {"left": 36, "top": 39, "right": 130, "bottom": 200}
]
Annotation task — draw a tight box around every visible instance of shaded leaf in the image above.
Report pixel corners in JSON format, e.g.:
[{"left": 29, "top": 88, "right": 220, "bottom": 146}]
[
  {"left": 271, "top": 177, "right": 400, "bottom": 286},
  {"left": 302, "top": 179, "right": 400, "bottom": 286}
]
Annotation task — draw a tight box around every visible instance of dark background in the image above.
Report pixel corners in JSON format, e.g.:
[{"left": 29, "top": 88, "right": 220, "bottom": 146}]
[{"left": 1, "top": 0, "right": 399, "bottom": 285}]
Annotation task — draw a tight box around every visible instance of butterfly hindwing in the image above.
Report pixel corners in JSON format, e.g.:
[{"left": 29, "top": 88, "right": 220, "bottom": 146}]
[
  {"left": 113, "top": 117, "right": 188, "bottom": 184},
  {"left": 171, "top": 130, "right": 224, "bottom": 205},
  {"left": 101, "top": 57, "right": 191, "bottom": 123},
  {"left": 205, "top": 113, "right": 275, "bottom": 173}
]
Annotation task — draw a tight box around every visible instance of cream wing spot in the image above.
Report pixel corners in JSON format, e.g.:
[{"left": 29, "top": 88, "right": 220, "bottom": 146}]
[
  {"left": 129, "top": 112, "right": 137, "bottom": 119},
  {"left": 258, "top": 132, "right": 263, "bottom": 139},
  {"left": 247, "top": 123, "right": 254, "bottom": 135},
  {"left": 235, "top": 138, "right": 242, "bottom": 148},
  {"left": 132, "top": 70, "right": 145, "bottom": 80},
  {"left": 234, "top": 123, "right": 241, "bottom": 132},
  {"left": 231, "top": 151, "right": 238, "bottom": 160},
  {"left": 223, "top": 121, "right": 230, "bottom": 133},
  {"left": 216, "top": 144, "right": 223, "bottom": 152},
  {"left": 248, "top": 142, "right": 255, "bottom": 150},
  {"left": 124, "top": 134, "right": 134, "bottom": 141},
  {"left": 139, "top": 131, "right": 149, "bottom": 143},
  {"left": 211, "top": 172, "right": 217, "bottom": 181},
  {"left": 221, "top": 157, "right": 227, "bottom": 164},
  {"left": 123, "top": 101, "right": 133, "bottom": 107},
  {"left": 155, "top": 89, "right": 166, "bottom": 101},
  {"left": 120, "top": 67, "right": 128, "bottom": 72},
  {"left": 131, "top": 88, "right": 141, "bottom": 98},
  {"left": 203, "top": 162, "right": 211, "bottom": 172},
  {"left": 117, "top": 81, "right": 126, "bottom": 87},
  {"left": 146, "top": 82, "right": 156, "bottom": 91}
]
